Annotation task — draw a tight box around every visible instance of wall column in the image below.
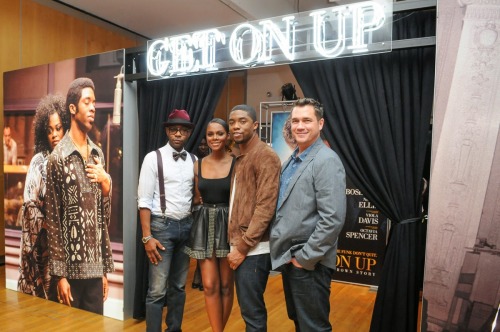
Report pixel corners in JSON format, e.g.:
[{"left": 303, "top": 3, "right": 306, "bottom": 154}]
[{"left": 424, "top": 0, "right": 500, "bottom": 330}]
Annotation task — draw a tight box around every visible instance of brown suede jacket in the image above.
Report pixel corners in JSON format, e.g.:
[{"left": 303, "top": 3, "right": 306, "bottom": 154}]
[{"left": 229, "top": 136, "right": 281, "bottom": 255}]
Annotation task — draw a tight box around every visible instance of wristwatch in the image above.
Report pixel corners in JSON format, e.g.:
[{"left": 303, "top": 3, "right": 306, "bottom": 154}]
[{"left": 142, "top": 235, "right": 153, "bottom": 244}]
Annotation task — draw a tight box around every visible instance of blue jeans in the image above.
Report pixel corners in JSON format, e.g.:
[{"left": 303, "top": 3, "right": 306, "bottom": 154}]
[
  {"left": 234, "top": 253, "right": 271, "bottom": 332},
  {"left": 282, "top": 263, "right": 333, "bottom": 332},
  {"left": 146, "top": 216, "right": 192, "bottom": 332}
]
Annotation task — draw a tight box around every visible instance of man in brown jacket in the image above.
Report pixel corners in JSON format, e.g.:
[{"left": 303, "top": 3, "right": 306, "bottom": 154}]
[{"left": 227, "top": 104, "right": 281, "bottom": 332}]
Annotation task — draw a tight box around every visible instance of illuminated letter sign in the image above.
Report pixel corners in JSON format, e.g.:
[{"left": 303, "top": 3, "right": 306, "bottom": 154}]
[
  {"left": 310, "top": 9, "right": 346, "bottom": 58},
  {"left": 259, "top": 16, "right": 296, "bottom": 63},
  {"left": 148, "top": 0, "right": 392, "bottom": 80},
  {"left": 148, "top": 29, "right": 225, "bottom": 77},
  {"left": 349, "top": 2, "right": 386, "bottom": 53},
  {"left": 192, "top": 29, "right": 225, "bottom": 71},
  {"left": 229, "top": 23, "right": 263, "bottom": 65}
]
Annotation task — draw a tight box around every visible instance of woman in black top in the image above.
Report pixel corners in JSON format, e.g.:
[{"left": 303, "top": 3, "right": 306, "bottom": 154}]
[{"left": 185, "top": 118, "right": 235, "bottom": 332}]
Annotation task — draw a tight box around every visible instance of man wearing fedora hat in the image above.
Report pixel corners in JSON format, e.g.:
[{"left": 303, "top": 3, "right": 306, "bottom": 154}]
[{"left": 138, "top": 109, "right": 196, "bottom": 332}]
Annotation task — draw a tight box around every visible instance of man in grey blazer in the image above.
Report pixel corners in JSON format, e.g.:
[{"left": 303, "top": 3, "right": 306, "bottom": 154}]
[{"left": 270, "top": 98, "right": 346, "bottom": 332}]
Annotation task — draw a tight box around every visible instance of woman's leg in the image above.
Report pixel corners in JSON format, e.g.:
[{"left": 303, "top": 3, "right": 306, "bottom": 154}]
[
  {"left": 200, "top": 256, "right": 223, "bottom": 332},
  {"left": 192, "top": 260, "right": 203, "bottom": 290},
  {"left": 218, "top": 257, "right": 234, "bottom": 329}
]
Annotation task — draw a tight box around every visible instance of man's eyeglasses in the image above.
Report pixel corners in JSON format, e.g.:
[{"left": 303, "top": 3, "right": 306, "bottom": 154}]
[{"left": 167, "top": 127, "right": 190, "bottom": 135}]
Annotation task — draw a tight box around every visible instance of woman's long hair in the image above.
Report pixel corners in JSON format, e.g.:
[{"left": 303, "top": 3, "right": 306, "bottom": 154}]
[{"left": 33, "top": 94, "right": 69, "bottom": 154}]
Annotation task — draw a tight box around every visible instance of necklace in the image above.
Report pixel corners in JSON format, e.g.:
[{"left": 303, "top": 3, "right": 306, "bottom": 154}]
[{"left": 69, "top": 131, "right": 89, "bottom": 164}]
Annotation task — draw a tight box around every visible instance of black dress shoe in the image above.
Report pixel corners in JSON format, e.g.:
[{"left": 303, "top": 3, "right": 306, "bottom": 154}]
[{"left": 192, "top": 282, "right": 202, "bottom": 289}]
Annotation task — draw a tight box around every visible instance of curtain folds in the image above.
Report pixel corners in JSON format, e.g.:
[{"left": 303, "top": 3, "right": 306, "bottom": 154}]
[
  {"left": 290, "top": 10, "right": 435, "bottom": 332},
  {"left": 137, "top": 72, "right": 229, "bottom": 161},
  {"left": 133, "top": 72, "right": 228, "bottom": 319}
]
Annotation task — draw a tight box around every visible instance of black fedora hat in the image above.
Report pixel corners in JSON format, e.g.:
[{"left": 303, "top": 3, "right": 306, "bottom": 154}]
[{"left": 163, "top": 109, "right": 194, "bottom": 128}]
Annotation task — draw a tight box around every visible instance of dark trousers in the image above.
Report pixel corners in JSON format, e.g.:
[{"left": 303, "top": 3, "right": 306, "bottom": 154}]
[
  {"left": 67, "top": 278, "right": 103, "bottom": 315},
  {"left": 234, "top": 253, "right": 271, "bottom": 332},
  {"left": 282, "top": 263, "right": 333, "bottom": 332}
]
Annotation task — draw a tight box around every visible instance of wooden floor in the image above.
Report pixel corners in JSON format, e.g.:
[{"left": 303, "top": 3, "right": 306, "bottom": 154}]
[{"left": 0, "top": 260, "right": 377, "bottom": 331}]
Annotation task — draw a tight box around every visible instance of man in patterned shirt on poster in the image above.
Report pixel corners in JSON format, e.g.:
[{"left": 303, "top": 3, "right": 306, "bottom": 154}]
[{"left": 45, "top": 77, "right": 114, "bottom": 315}]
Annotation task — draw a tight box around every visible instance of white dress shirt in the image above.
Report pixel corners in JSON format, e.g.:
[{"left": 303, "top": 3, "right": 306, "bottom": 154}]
[{"left": 137, "top": 142, "right": 196, "bottom": 220}]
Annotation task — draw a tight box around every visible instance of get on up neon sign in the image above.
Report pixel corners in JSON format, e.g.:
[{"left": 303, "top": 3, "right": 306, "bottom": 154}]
[{"left": 147, "top": 0, "right": 392, "bottom": 80}]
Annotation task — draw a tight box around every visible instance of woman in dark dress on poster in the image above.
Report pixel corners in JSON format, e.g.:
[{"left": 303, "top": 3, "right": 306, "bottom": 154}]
[
  {"left": 185, "top": 118, "right": 235, "bottom": 332},
  {"left": 17, "top": 94, "right": 69, "bottom": 300}
]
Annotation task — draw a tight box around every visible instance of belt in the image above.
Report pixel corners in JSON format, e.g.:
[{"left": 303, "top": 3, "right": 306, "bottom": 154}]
[
  {"left": 151, "top": 214, "right": 191, "bottom": 222},
  {"left": 203, "top": 203, "right": 229, "bottom": 208}
]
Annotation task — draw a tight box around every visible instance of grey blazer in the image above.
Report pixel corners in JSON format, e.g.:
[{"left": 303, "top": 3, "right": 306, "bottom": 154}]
[{"left": 270, "top": 138, "right": 346, "bottom": 271}]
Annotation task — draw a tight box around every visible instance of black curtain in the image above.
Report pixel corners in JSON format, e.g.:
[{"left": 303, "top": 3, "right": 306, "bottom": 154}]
[
  {"left": 137, "top": 72, "right": 229, "bottom": 160},
  {"left": 133, "top": 72, "right": 228, "bottom": 319},
  {"left": 290, "top": 11, "right": 435, "bottom": 332}
]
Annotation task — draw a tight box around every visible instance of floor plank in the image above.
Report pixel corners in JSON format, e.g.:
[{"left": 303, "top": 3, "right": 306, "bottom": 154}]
[{"left": 0, "top": 260, "right": 377, "bottom": 331}]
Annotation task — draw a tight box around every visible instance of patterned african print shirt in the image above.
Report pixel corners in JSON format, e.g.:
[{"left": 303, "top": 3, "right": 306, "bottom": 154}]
[
  {"left": 17, "top": 151, "right": 53, "bottom": 298},
  {"left": 45, "top": 133, "right": 114, "bottom": 279}
]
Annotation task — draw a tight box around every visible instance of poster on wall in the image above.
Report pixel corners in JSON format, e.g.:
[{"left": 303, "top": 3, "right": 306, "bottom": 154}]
[
  {"left": 3, "top": 50, "right": 125, "bottom": 320},
  {"left": 270, "top": 111, "right": 387, "bottom": 286},
  {"left": 333, "top": 177, "right": 388, "bottom": 286},
  {"left": 271, "top": 111, "right": 294, "bottom": 162}
]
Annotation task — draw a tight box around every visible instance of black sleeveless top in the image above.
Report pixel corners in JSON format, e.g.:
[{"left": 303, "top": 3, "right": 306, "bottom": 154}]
[{"left": 197, "top": 157, "right": 235, "bottom": 204}]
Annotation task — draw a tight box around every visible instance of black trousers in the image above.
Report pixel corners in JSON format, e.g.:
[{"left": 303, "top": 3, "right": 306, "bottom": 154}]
[{"left": 67, "top": 278, "right": 103, "bottom": 315}]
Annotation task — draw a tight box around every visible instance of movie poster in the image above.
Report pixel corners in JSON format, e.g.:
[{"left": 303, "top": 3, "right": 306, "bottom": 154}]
[
  {"left": 3, "top": 50, "right": 125, "bottom": 319},
  {"left": 333, "top": 177, "right": 388, "bottom": 286},
  {"left": 271, "top": 111, "right": 294, "bottom": 162}
]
